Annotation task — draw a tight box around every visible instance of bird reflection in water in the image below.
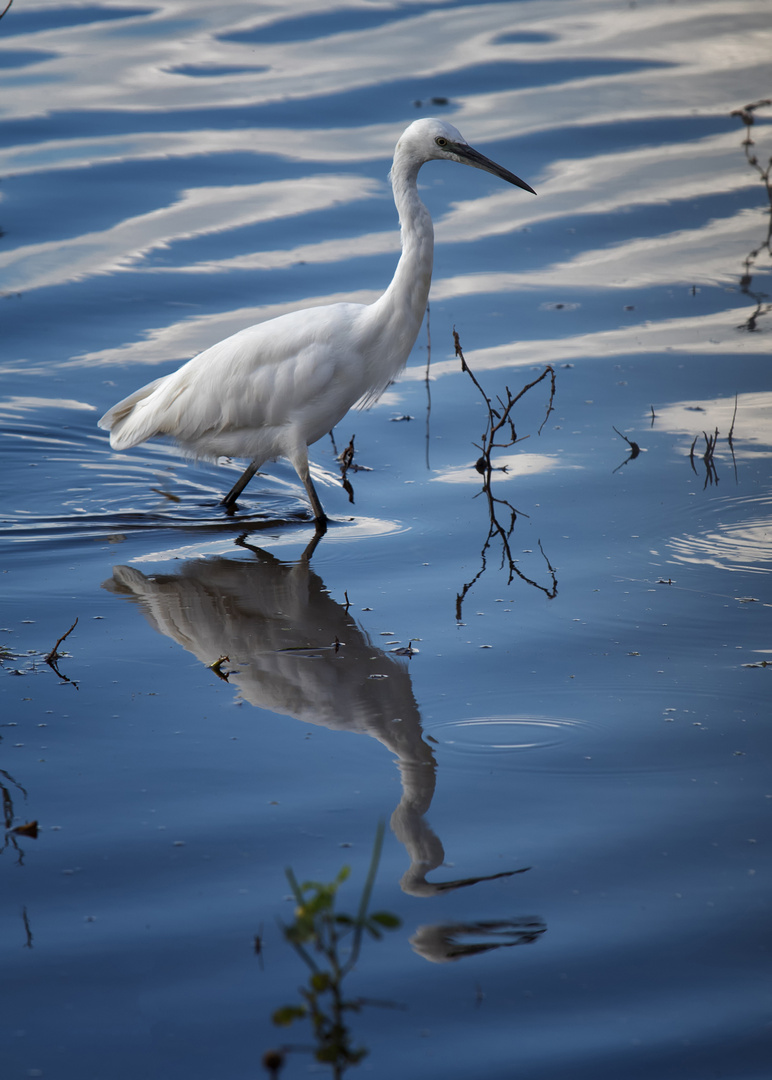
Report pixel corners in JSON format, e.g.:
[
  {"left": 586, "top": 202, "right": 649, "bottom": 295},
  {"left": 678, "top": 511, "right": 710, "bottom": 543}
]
[
  {"left": 411, "top": 917, "right": 546, "bottom": 964},
  {"left": 104, "top": 543, "right": 531, "bottom": 915}
]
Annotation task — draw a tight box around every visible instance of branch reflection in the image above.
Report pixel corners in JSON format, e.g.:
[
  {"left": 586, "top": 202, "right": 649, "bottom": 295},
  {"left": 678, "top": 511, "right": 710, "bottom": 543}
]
[
  {"left": 730, "top": 99, "right": 772, "bottom": 333},
  {"left": 1, "top": 766, "right": 37, "bottom": 867},
  {"left": 452, "top": 333, "right": 558, "bottom": 617}
]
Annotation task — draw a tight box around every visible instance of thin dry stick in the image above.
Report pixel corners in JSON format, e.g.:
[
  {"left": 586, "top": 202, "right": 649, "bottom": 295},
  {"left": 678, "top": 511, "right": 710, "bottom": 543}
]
[
  {"left": 44, "top": 618, "right": 79, "bottom": 687},
  {"left": 702, "top": 428, "right": 719, "bottom": 465},
  {"left": 698, "top": 428, "right": 720, "bottom": 489},
  {"left": 452, "top": 331, "right": 557, "bottom": 616},
  {"left": 727, "top": 394, "right": 739, "bottom": 481},
  {"left": 45, "top": 618, "right": 78, "bottom": 664},
  {"left": 730, "top": 100, "right": 772, "bottom": 331},
  {"left": 338, "top": 434, "right": 357, "bottom": 505},
  {"left": 689, "top": 434, "right": 699, "bottom": 472},
  {"left": 727, "top": 394, "right": 738, "bottom": 446},
  {"left": 452, "top": 329, "right": 555, "bottom": 485},
  {"left": 612, "top": 426, "right": 641, "bottom": 473}
]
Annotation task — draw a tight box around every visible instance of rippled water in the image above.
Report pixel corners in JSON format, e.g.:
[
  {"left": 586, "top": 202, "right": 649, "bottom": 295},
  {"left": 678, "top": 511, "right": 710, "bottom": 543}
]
[{"left": 2, "top": 3, "right": 771, "bottom": 1079}]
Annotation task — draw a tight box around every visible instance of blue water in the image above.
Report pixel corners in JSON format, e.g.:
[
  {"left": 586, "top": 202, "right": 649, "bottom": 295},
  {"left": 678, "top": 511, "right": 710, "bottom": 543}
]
[{"left": 2, "top": 3, "right": 771, "bottom": 1079}]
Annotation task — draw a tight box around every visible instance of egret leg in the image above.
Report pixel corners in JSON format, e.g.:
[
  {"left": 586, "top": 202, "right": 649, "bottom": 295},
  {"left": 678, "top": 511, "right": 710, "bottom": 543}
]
[
  {"left": 304, "top": 476, "right": 328, "bottom": 528},
  {"left": 292, "top": 447, "right": 328, "bottom": 526},
  {"left": 221, "top": 460, "right": 259, "bottom": 509}
]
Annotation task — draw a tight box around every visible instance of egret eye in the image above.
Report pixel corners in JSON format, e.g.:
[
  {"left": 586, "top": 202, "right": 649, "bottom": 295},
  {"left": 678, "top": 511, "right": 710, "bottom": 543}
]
[{"left": 435, "top": 137, "right": 448, "bottom": 147}]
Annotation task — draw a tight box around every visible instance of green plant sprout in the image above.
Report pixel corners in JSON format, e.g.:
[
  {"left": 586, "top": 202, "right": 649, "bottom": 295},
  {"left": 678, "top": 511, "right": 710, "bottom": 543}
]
[{"left": 267, "top": 822, "right": 401, "bottom": 1078}]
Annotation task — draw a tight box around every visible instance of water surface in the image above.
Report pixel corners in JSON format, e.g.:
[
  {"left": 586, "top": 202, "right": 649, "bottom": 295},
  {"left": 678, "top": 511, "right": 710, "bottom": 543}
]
[{"left": 1, "top": 3, "right": 771, "bottom": 1078}]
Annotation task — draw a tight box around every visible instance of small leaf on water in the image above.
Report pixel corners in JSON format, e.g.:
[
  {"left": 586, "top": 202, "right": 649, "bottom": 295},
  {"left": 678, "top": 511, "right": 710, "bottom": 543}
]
[
  {"left": 272, "top": 1004, "right": 306, "bottom": 1026},
  {"left": 311, "top": 972, "right": 331, "bottom": 992},
  {"left": 370, "top": 911, "right": 401, "bottom": 929},
  {"left": 11, "top": 820, "right": 38, "bottom": 838}
]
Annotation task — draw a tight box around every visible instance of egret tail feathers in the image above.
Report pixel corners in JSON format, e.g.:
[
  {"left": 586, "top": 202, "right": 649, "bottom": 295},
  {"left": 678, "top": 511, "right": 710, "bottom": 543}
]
[{"left": 98, "top": 377, "right": 166, "bottom": 450}]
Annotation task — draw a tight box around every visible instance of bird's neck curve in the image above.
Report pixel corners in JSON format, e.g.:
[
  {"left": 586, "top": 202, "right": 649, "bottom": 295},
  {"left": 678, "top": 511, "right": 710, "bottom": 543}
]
[{"left": 370, "top": 151, "right": 434, "bottom": 349}]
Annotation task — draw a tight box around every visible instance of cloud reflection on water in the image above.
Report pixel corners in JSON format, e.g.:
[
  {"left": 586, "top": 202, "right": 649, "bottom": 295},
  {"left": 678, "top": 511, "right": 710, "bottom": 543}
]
[
  {"left": 1, "top": 132, "right": 762, "bottom": 297},
  {"left": 2, "top": 0, "right": 770, "bottom": 363},
  {"left": 433, "top": 452, "right": 575, "bottom": 484},
  {"left": 2, "top": 0, "right": 769, "bottom": 122}
]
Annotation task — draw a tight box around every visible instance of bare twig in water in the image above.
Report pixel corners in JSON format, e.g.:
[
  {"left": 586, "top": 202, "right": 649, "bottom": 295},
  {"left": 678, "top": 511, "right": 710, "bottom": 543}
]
[
  {"left": 338, "top": 435, "right": 356, "bottom": 473},
  {"left": 452, "top": 331, "right": 557, "bottom": 617},
  {"left": 730, "top": 99, "right": 772, "bottom": 331},
  {"left": 45, "top": 618, "right": 78, "bottom": 664},
  {"left": 456, "top": 536, "right": 557, "bottom": 622},
  {"left": 337, "top": 434, "right": 358, "bottom": 504},
  {"left": 728, "top": 394, "right": 738, "bottom": 445},
  {"left": 453, "top": 329, "right": 556, "bottom": 486},
  {"left": 1, "top": 768, "right": 32, "bottom": 865},
  {"left": 612, "top": 426, "right": 641, "bottom": 473},
  {"left": 1, "top": 768, "right": 27, "bottom": 826},
  {"left": 21, "top": 905, "right": 34, "bottom": 949},
  {"left": 686, "top": 408, "right": 742, "bottom": 487},
  {"left": 699, "top": 427, "right": 720, "bottom": 488},
  {"left": 44, "top": 618, "right": 79, "bottom": 687},
  {"left": 689, "top": 434, "right": 699, "bottom": 471},
  {"left": 0, "top": 0, "right": 13, "bottom": 25},
  {"left": 337, "top": 431, "right": 373, "bottom": 503},
  {"left": 727, "top": 393, "right": 739, "bottom": 481}
]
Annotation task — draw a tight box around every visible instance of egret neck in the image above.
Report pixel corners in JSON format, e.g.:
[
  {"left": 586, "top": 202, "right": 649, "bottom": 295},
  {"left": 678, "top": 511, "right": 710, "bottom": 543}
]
[{"left": 367, "top": 147, "right": 434, "bottom": 375}]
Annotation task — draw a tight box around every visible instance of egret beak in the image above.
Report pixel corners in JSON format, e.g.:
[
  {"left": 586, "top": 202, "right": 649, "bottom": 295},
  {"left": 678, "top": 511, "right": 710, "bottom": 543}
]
[{"left": 454, "top": 142, "right": 536, "bottom": 195}]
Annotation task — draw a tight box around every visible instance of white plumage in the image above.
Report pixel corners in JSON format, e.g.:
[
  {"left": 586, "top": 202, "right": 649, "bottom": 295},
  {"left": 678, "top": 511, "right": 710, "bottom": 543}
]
[{"left": 99, "top": 118, "right": 535, "bottom": 525}]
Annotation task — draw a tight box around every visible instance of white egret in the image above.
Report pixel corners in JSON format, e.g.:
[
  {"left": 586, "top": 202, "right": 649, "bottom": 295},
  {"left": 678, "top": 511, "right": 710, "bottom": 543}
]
[{"left": 99, "top": 118, "right": 535, "bottom": 526}]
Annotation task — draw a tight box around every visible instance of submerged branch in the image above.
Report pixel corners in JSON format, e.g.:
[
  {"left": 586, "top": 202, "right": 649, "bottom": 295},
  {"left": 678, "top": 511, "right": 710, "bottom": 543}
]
[
  {"left": 453, "top": 331, "right": 557, "bottom": 617},
  {"left": 730, "top": 99, "right": 772, "bottom": 331},
  {"left": 44, "top": 618, "right": 79, "bottom": 687}
]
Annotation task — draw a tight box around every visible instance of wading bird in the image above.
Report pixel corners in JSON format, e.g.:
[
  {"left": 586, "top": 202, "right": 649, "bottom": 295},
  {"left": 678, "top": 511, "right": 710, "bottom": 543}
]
[{"left": 99, "top": 118, "right": 535, "bottom": 527}]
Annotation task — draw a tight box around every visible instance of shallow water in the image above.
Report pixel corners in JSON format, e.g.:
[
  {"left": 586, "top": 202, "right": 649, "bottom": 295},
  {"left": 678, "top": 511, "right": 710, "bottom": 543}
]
[{"left": 2, "top": 3, "right": 771, "bottom": 1079}]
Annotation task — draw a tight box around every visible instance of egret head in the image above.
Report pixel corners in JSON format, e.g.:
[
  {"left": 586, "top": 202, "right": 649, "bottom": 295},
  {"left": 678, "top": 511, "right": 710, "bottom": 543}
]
[{"left": 397, "top": 117, "right": 536, "bottom": 195}]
